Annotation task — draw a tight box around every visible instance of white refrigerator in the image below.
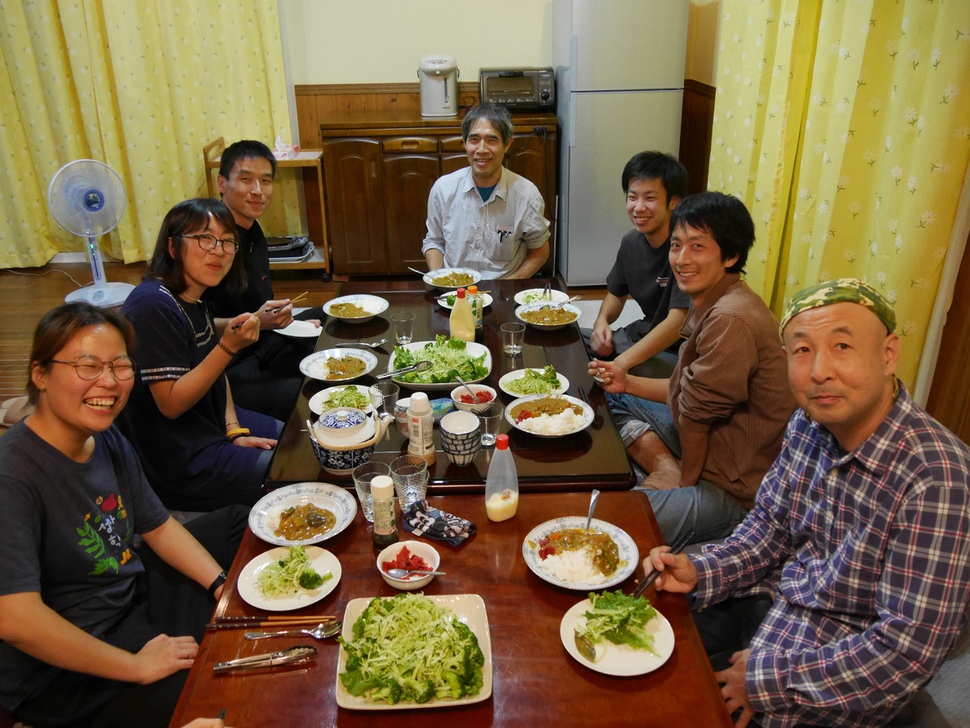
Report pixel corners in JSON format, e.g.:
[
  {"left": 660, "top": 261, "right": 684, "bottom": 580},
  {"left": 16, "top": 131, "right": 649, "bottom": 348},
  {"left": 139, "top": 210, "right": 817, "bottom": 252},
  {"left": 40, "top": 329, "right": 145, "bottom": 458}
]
[{"left": 553, "top": 0, "right": 689, "bottom": 286}]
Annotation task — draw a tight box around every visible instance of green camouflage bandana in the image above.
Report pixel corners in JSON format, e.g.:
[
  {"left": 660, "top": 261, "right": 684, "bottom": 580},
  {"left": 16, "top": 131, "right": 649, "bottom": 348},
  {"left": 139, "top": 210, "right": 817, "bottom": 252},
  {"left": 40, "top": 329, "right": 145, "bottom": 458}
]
[{"left": 781, "top": 278, "right": 896, "bottom": 333}]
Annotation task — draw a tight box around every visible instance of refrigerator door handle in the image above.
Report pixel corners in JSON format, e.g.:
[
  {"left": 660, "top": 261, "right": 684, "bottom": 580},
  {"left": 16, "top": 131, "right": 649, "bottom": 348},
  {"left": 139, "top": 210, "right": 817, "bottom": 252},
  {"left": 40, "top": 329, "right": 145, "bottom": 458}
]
[{"left": 568, "top": 34, "right": 578, "bottom": 148}]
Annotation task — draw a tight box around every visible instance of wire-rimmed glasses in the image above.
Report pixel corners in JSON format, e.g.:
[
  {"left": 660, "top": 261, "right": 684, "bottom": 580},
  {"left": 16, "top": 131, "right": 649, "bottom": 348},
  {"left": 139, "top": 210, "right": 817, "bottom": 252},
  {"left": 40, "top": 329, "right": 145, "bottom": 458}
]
[
  {"left": 182, "top": 233, "right": 239, "bottom": 254},
  {"left": 47, "top": 355, "right": 136, "bottom": 381}
]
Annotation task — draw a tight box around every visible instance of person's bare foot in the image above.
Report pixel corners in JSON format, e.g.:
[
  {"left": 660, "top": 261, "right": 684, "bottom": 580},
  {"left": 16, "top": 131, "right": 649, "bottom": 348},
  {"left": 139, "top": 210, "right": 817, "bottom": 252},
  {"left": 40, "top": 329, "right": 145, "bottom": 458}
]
[{"left": 0, "top": 396, "right": 33, "bottom": 427}]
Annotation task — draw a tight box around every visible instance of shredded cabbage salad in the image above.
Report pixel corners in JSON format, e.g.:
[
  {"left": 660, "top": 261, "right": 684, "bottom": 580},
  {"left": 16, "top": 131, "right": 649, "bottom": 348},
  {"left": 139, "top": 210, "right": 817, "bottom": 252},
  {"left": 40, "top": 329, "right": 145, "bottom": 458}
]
[
  {"left": 339, "top": 593, "right": 485, "bottom": 704},
  {"left": 576, "top": 590, "right": 659, "bottom": 655},
  {"left": 256, "top": 546, "right": 331, "bottom": 598},
  {"left": 320, "top": 385, "right": 369, "bottom": 411},
  {"left": 505, "top": 365, "right": 563, "bottom": 395},
  {"left": 392, "top": 335, "right": 489, "bottom": 384}
]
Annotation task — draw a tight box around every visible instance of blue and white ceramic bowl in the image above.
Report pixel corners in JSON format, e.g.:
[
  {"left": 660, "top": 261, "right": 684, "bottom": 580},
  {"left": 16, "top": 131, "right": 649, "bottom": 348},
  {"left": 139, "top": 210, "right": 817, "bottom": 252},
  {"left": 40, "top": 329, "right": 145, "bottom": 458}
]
[{"left": 439, "top": 411, "right": 482, "bottom": 467}]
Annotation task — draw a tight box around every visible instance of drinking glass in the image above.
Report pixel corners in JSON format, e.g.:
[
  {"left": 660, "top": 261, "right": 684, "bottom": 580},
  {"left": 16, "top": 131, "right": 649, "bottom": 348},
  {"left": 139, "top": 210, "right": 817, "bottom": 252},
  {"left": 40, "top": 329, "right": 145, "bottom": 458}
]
[
  {"left": 391, "top": 311, "right": 416, "bottom": 345},
  {"left": 352, "top": 460, "right": 391, "bottom": 522},
  {"left": 368, "top": 381, "right": 400, "bottom": 415},
  {"left": 390, "top": 455, "right": 429, "bottom": 509},
  {"left": 478, "top": 400, "right": 504, "bottom": 447},
  {"left": 501, "top": 322, "right": 526, "bottom": 355}
]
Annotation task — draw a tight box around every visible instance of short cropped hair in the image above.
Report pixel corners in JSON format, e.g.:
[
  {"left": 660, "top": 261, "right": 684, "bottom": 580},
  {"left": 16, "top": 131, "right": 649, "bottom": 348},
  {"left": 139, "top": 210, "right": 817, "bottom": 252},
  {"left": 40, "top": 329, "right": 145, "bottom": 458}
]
[
  {"left": 621, "top": 151, "right": 689, "bottom": 202},
  {"left": 148, "top": 199, "right": 247, "bottom": 298},
  {"left": 219, "top": 140, "right": 277, "bottom": 180},
  {"left": 670, "top": 192, "right": 755, "bottom": 274},
  {"left": 27, "top": 302, "right": 135, "bottom": 404},
  {"left": 461, "top": 103, "right": 514, "bottom": 145}
]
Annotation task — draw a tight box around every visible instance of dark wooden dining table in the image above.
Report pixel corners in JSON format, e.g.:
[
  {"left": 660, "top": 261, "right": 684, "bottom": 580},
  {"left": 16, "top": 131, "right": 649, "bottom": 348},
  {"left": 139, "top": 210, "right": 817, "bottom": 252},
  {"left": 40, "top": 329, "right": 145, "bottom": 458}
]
[
  {"left": 169, "top": 491, "right": 732, "bottom": 727},
  {"left": 265, "top": 277, "right": 635, "bottom": 492}
]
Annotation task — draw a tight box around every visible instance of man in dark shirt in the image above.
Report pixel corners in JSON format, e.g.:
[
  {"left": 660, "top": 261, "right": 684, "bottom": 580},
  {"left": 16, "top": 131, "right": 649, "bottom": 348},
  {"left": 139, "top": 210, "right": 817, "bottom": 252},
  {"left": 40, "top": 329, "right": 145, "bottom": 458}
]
[{"left": 207, "top": 140, "right": 323, "bottom": 421}]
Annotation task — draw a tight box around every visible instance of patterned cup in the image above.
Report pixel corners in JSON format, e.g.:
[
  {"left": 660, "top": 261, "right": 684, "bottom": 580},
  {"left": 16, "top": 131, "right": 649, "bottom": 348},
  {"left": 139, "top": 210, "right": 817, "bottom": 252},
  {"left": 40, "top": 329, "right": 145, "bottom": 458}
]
[{"left": 439, "top": 410, "right": 482, "bottom": 467}]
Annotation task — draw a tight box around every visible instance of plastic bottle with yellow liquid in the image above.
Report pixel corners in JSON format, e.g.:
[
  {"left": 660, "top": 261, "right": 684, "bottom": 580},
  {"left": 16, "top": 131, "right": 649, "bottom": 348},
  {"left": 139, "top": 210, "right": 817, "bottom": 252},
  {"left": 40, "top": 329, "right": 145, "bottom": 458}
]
[
  {"left": 485, "top": 434, "right": 519, "bottom": 522},
  {"left": 449, "top": 287, "right": 476, "bottom": 342}
]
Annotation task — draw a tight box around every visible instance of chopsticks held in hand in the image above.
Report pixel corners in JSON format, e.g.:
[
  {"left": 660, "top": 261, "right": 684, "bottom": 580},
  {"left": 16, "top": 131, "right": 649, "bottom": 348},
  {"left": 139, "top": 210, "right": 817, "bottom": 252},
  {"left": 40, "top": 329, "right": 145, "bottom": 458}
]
[
  {"left": 631, "top": 529, "right": 695, "bottom": 598},
  {"left": 230, "top": 291, "right": 309, "bottom": 330}
]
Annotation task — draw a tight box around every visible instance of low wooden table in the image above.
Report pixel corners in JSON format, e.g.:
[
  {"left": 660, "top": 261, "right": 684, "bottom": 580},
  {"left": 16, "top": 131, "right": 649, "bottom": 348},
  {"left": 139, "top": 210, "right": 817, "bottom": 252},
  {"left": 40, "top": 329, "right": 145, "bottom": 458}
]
[
  {"left": 266, "top": 277, "right": 635, "bottom": 492},
  {"left": 169, "top": 491, "right": 731, "bottom": 727}
]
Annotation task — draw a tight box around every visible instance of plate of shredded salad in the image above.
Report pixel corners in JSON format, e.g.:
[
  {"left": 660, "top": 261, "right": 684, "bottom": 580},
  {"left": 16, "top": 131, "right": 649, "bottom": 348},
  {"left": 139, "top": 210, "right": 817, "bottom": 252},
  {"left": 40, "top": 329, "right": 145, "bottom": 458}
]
[
  {"left": 308, "top": 385, "right": 375, "bottom": 416},
  {"left": 336, "top": 593, "right": 492, "bottom": 709},
  {"left": 560, "top": 593, "right": 674, "bottom": 675},
  {"left": 389, "top": 336, "right": 491, "bottom": 390},
  {"left": 237, "top": 545, "right": 342, "bottom": 611},
  {"left": 498, "top": 367, "right": 569, "bottom": 396}
]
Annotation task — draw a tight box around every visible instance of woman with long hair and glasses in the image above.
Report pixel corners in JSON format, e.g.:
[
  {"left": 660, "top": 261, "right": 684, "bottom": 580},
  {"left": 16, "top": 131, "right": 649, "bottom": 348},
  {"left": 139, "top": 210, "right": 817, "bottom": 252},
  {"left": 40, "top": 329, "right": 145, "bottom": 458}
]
[
  {"left": 119, "top": 198, "right": 281, "bottom": 511},
  {"left": 0, "top": 302, "right": 246, "bottom": 727}
]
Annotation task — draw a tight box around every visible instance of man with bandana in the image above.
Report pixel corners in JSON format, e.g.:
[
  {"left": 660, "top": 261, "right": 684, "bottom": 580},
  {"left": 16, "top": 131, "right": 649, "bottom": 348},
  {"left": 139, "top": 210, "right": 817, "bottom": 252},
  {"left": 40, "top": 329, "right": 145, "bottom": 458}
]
[{"left": 646, "top": 279, "right": 970, "bottom": 728}]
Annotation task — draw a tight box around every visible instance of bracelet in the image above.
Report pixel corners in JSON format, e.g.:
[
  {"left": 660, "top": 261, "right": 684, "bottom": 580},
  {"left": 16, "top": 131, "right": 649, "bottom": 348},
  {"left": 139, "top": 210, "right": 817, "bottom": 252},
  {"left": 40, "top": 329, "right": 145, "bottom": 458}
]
[
  {"left": 217, "top": 341, "right": 237, "bottom": 357},
  {"left": 226, "top": 427, "right": 251, "bottom": 442},
  {"left": 225, "top": 420, "right": 239, "bottom": 429},
  {"left": 208, "top": 571, "right": 227, "bottom": 597}
]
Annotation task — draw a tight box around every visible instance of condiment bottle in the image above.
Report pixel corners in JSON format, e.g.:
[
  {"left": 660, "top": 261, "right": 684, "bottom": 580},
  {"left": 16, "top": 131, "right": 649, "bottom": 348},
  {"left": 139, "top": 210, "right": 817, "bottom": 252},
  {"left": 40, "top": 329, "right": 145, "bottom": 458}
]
[
  {"left": 466, "top": 285, "right": 484, "bottom": 329},
  {"left": 371, "top": 475, "right": 399, "bottom": 548},
  {"left": 449, "top": 287, "right": 475, "bottom": 342},
  {"left": 485, "top": 434, "right": 519, "bottom": 522},
  {"left": 406, "top": 392, "right": 436, "bottom": 465}
]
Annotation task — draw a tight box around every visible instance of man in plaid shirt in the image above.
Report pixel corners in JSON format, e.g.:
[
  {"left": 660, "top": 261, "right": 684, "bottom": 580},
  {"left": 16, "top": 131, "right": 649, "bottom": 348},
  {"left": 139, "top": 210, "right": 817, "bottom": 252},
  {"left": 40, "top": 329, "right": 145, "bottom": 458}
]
[{"left": 647, "top": 279, "right": 970, "bottom": 727}]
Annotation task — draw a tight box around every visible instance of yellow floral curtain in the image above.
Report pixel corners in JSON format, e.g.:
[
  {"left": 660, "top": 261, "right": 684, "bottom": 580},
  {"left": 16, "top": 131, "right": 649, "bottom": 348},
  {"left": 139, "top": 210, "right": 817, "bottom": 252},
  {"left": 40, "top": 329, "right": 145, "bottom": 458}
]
[
  {"left": 708, "top": 0, "right": 970, "bottom": 385},
  {"left": 0, "top": 0, "right": 296, "bottom": 268}
]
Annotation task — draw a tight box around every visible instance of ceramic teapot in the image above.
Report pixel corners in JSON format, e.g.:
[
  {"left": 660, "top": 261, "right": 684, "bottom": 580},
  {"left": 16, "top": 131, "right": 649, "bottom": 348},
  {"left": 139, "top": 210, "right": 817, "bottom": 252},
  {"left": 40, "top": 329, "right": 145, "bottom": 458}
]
[{"left": 309, "top": 408, "right": 392, "bottom": 475}]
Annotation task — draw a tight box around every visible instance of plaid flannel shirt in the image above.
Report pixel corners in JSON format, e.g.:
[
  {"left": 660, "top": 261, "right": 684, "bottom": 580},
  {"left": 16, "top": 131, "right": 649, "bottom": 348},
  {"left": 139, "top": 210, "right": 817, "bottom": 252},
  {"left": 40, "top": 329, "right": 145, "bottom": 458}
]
[{"left": 693, "top": 384, "right": 970, "bottom": 727}]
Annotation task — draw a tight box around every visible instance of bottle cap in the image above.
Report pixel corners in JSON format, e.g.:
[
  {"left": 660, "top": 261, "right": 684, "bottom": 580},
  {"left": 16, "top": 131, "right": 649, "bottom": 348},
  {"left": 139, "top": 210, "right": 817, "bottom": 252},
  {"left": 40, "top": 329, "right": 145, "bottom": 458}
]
[
  {"left": 371, "top": 475, "right": 394, "bottom": 499},
  {"left": 456, "top": 287, "right": 466, "bottom": 298},
  {"left": 467, "top": 285, "right": 478, "bottom": 294},
  {"left": 409, "top": 391, "right": 430, "bottom": 414},
  {"left": 495, "top": 433, "right": 510, "bottom": 450}
]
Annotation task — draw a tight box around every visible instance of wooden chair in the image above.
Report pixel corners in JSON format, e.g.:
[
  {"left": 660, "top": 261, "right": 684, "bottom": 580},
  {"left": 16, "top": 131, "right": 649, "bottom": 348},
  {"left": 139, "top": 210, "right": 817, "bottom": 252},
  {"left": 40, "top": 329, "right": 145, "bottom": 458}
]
[{"left": 202, "top": 137, "right": 225, "bottom": 198}]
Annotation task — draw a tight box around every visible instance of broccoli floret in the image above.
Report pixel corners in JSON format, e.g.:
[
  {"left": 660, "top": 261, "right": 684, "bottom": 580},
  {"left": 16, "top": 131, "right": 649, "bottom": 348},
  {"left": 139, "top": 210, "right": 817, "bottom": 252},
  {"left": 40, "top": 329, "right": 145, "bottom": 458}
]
[
  {"left": 373, "top": 678, "right": 403, "bottom": 704},
  {"left": 437, "top": 670, "right": 463, "bottom": 700},
  {"left": 298, "top": 569, "right": 325, "bottom": 590},
  {"left": 403, "top": 677, "right": 435, "bottom": 703}
]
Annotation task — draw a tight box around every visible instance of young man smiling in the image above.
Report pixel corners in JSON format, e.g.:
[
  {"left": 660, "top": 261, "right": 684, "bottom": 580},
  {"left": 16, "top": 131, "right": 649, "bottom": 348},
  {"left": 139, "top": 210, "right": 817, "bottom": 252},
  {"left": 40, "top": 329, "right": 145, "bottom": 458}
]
[
  {"left": 591, "top": 192, "right": 794, "bottom": 546},
  {"left": 422, "top": 103, "right": 550, "bottom": 279}
]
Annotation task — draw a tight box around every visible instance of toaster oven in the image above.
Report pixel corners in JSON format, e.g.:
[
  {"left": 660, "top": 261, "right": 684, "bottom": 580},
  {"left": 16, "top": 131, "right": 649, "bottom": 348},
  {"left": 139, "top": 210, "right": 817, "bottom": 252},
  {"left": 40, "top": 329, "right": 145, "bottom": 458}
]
[{"left": 479, "top": 67, "right": 555, "bottom": 111}]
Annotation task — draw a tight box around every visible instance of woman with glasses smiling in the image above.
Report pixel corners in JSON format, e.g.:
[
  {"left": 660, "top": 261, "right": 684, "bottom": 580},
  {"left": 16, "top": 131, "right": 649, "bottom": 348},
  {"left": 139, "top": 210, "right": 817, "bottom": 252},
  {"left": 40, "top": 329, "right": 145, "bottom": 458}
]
[
  {"left": 0, "top": 302, "right": 246, "bottom": 727},
  {"left": 119, "top": 198, "right": 282, "bottom": 512}
]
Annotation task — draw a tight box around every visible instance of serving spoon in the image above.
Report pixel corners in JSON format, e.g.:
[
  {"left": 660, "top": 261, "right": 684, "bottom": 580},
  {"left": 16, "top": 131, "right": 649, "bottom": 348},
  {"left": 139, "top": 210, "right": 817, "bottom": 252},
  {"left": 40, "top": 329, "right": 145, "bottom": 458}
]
[
  {"left": 584, "top": 489, "right": 601, "bottom": 533},
  {"left": 342, "top": 337, "right": 388, "bottom": 349},
  {"left": 244, "top": 621, "right": 342, "bottom": 641},
  {"left": 455, "top": 375, "right": 478, "bottom": 402},
  {"left": 377, "top": 360, "right": 432, "bottom": 380},
  {"left": 385, "top": 568, "right": 446, "bottom": 578}
]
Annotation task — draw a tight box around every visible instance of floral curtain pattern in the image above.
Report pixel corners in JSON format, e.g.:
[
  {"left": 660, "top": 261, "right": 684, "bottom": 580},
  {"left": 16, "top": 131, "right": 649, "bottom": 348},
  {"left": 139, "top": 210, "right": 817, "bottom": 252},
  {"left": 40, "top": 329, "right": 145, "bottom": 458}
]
[
  {"left": 708, "top": 0, "right": 970, "bottom": 385},
  {"left": 0, "top": 0, "right": 295, "bottom": 269}
]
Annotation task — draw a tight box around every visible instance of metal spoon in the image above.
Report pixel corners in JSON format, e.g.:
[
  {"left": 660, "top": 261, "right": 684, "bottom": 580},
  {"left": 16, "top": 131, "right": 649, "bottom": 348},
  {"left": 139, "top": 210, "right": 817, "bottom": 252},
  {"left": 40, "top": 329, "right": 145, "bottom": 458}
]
[
  {"left": 385, "top": 568, "right": 446, "bottom": 578},
  {"left": 408, "top": 266, "right": 428, "bottom": 277},
  {"left": 377, "top": 360, "right": 432, "bottom": 380},
  {"left": 455, "top": 375, "right": 478, "bottom": 402},
  {"left": 550, "top": 295, "right": 582, "bottom": 309},
  {"left": 342, "top": 337, "right": 388, "bottom": 349},
  {"left": 244, "top": 621, "right": 342, "bottom": 641},
  {"left": 584, "top": 489, "right": 601, "bottom": 533}
]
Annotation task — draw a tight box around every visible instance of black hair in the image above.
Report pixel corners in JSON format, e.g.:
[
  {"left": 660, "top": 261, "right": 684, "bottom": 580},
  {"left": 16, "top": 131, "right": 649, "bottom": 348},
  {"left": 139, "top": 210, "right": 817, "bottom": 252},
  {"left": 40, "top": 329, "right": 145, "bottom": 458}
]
[
  {"left": 147, "top": 198, "right": 247, "bottom": 298},
  {"left": 621, "top": 151, "right": 688, "bottom": 202},
  {"left": 461, "top": 103, "right": 514, "bottom": 145},
  {"left": 218, "top": 139, "right": 277, "bottom": 179},
  {"left": 670, "top": 192, "right": 755, "bottom": 274},
  {"left": 27, "top": 302, "right": 135, "bottom": 404}
]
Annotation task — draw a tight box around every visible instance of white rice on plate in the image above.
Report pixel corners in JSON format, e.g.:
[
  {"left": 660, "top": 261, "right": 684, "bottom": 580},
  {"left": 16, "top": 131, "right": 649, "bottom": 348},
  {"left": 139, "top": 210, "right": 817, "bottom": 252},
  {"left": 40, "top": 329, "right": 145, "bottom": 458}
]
[
  {"left": 517, "top": 409, "right": 586, "bottom": 436},
  {"left": 539, "top": 548, "right": 608, "bottom": 585}
]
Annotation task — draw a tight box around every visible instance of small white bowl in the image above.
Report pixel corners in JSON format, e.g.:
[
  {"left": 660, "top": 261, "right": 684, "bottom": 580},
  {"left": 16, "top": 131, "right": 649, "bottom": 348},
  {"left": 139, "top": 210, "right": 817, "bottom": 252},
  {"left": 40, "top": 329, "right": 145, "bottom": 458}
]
[
  {"left": 377, "top": 540, "right": 441, "bottom": 591},
  {"left": 450, "top": 384, "right": 498, "bottom": 414}
]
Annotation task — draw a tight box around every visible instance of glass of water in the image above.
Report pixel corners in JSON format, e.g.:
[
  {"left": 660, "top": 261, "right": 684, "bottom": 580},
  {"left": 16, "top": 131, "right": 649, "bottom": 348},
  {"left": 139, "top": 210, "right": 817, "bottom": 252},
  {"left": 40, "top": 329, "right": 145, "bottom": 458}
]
[
  {"left": 391, "top": 311, "right": 416, "bottom": 345},
  {"left": 501, "top": 322, "right": 525, "bottom": 355},
  {"left": 478, "top": 401, "right": 504, "bottom": 446},
  {"left": 390, "top": 454, "right": 429, "bottom": 509}
]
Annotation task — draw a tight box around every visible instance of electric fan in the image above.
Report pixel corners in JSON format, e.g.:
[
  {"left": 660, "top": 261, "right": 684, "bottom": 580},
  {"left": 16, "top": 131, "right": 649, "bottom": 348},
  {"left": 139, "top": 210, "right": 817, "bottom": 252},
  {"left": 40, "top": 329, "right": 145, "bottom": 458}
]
[{"left": 48, "top": 159, "right": 135, "bottom": 308}]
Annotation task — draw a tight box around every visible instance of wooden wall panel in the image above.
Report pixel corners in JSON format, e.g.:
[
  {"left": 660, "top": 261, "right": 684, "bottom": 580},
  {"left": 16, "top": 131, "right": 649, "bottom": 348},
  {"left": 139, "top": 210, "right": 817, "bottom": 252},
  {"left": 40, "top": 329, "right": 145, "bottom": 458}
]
[{"left": 680, "top": 79, "right": 716, "bottom": 195}]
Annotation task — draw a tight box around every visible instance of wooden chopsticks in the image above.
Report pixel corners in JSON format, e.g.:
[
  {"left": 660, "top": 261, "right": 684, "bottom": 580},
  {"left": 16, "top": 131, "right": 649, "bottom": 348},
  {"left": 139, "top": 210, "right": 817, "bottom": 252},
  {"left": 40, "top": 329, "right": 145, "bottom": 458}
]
[
  {"left": 231, "top": 291, "right": 310, "bottom": 330},
  {"left": 631, "top": 529, "right": 695, "bottom": 598},
  {"left": 206, "top": 614, "right": 335, "bottom": 630}
]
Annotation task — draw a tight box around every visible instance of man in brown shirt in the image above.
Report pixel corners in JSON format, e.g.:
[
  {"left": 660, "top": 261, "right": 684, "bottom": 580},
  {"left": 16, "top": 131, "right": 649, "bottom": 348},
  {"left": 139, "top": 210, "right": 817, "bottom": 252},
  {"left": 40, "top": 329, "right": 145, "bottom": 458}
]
[{"left": 591, "top": 192, "right": 795, "bottom": 545}]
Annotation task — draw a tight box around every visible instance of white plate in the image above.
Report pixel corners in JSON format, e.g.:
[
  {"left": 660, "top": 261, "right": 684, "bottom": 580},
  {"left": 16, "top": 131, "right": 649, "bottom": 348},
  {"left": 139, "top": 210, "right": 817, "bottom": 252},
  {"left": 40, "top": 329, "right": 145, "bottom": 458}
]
[
  {"left": 514, "top": 302, "right": 583, "bottom": 331},
  {"left": 308, "top": 385, "right": 375, "bottom": 416},
  {"left": 514, "top": 288, "right": 571, "bottom": 305},
  {"left": 422, "top": 267, "right": 482, "bottom": 290},
  {"left": 498, "top": 368, "right": 569, "bottom": 397},
  {"left": 249, "top": 482, "right": 358, "bottom": 546},
  {"left": 388, "top": 340, "right": 492, "bottom": 390},
  {"left": 323, "top": 294, "right": 389, "bottom": 323},
  {"left": 237, "top": 546, "right": 342, "bottom": 612},
  {"left": 274, "top": 320, "right": 323, "bottom": 338},
  {"left": 522, "top": 516, "right": 639, "bottom": 591},
  {"left": 436, "top": 292, "right": 494, "bottom": 310},
  {"left": 336, "top": 594, "right": 492, "bottom": 710},
  {"left": 559, "top": 599, "right": 675, "bottom": 676},
  {"left": 505, "top": 394, "right": 593, "bottom": 438},
  {"left": 299, "top": 348, "right": 379, "bottom": 382}
]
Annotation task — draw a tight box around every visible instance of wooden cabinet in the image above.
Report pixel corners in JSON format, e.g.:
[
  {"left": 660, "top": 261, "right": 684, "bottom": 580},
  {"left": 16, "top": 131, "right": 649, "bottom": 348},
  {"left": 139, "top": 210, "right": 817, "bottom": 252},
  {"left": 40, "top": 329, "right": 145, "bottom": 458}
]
[{"left": 319, "top": 112, "right": 558, "bottom": 276}]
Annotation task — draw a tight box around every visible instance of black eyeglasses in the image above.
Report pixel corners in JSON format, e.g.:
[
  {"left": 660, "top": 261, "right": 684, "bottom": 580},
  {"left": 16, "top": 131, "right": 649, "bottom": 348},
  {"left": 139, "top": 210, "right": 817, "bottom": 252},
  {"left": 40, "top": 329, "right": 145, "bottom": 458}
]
[
  {"left": 47, "top": 355, "right": 136, "bottom": 381},
  {"left": 182, "top": 234, "right": 239, "bottom": 254}
]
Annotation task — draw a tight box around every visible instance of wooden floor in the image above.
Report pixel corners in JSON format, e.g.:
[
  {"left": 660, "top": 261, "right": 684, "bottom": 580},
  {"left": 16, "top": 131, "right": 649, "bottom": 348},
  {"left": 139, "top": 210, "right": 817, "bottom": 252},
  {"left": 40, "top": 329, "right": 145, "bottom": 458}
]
[{"left": 0, "top": 261, "right": 603, "bottom": 407}]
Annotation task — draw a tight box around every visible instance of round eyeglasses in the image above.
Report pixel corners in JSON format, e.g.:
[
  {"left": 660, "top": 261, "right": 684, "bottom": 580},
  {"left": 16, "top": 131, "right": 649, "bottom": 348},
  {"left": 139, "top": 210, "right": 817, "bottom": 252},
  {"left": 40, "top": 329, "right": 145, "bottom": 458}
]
[
  {"left": 182, "top": 233, "right": 239, "bottom": 254},
  {"left": 47, "top": 355, "right": 136, "bottom": 381}
]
